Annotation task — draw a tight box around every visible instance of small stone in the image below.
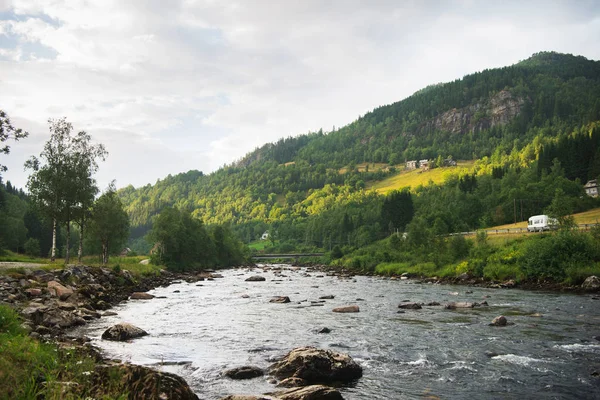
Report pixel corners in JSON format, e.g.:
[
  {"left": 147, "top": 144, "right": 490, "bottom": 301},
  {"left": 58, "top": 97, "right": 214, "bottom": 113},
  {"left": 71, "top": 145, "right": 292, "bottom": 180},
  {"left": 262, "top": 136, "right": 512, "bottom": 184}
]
[
  {"left": 332, "top": 305, "right": 359, "bottom": 313},
  {"left": 130, "top": 292, "right": 155, "bottom": 300},
  {"left": 319, "top": 295, "right": 335, "bottom": 300},
  {"left": 490, "top": 316, "right": 507, "bottom": 326},
  {"left": 101, "top": 323, "right": 148, "bottom": 341},
  {"left": 245, "top": 276, "right": 266, "bottom": 282},
  {"left": 270, "top": 296, "right": 291, "bottom": 303},
  {"left": 317, "top": 327, "right": 331, "bottom": 334},
  {"left": 224, "top": 366, "right": 264, "bottom": 380},
  {"left": 398, "top": 302, "right": 422, "bottom": 310}
]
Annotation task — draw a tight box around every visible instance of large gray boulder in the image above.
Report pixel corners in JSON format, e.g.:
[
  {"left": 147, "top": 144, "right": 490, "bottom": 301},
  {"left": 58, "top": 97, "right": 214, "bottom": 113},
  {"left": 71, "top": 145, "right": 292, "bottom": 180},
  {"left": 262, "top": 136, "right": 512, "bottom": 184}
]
[
  {"left": 582, "top": 275, "right": 600, "bottom": 290},
  {"left": 101, "top": 323, "right": 148, "bottom": 341},
  {"left": 270, "top": 346, "right": 362, "bottom": 385}
]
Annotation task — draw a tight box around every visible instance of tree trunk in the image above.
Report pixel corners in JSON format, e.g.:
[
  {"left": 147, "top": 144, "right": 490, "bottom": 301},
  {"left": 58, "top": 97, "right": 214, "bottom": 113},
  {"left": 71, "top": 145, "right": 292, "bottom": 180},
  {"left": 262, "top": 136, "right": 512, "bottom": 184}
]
[
  {"left": 78, "top": 216, "right": 84, "bottom": 264},
  {"left": 65, "top": 221, "right": 71, "bottom": 264},
  {"left": 51, "top": 218, "right": 57, "bottom": 262},
  {"left": 102, "top": 241, "right": 108, "bottom": 265}
]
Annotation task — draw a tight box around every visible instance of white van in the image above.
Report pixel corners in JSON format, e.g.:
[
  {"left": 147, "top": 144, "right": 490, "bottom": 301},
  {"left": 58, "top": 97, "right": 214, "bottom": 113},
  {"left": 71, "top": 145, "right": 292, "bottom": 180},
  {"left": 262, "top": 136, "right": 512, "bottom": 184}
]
[{"left": 527, "top": 215, "right": 558, "bottom": 232}]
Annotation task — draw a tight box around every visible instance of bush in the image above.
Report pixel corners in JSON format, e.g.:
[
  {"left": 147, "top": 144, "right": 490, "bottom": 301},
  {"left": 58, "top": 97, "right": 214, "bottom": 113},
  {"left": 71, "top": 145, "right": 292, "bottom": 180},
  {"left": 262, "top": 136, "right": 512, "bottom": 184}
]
[
  {"left": 0, "top": 305, "right": 23, "bottom": 335},
  {"left": 23, "top": 238, "right": 40, "bottom": 258},
  {"left": 520, "top": 231, "right": 599, "bottom": 281}
]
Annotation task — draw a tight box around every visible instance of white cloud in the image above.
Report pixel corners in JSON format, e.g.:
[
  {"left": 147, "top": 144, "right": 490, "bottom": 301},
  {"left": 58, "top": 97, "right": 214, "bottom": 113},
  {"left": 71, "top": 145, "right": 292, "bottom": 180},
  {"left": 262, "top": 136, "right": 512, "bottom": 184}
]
[{"left": 1, "top": 0, "right": 600, "bottom": 190}]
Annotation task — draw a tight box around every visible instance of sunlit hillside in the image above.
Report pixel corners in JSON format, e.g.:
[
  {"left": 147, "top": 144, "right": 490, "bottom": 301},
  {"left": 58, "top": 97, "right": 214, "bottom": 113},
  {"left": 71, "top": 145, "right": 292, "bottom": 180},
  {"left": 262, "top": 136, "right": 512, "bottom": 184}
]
[{"left": 367, "top": 161, "right": 475, "bottom": 194}]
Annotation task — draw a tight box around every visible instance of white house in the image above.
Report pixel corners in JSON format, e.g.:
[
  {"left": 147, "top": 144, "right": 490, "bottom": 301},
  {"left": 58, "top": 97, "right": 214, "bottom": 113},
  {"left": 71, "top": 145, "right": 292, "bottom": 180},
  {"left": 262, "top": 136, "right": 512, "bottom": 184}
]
[
  {"left": 584, "top": 180, "right": 599, "bottom": 197},
  {"left": 406, "top": 160, "right": 417, "bottom": 170},
  {"left": 260, "top": 231, "right": 270, "bottom": 240}
]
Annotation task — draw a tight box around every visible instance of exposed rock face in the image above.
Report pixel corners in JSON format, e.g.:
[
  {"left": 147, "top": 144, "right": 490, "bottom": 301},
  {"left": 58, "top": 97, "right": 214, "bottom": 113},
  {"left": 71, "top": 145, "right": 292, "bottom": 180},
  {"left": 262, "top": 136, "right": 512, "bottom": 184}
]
[
  {"left": 398, "top": 302, "right": 422, "bottom": 310},
  {"left": 424, "top": 90, "right": 525, "bottom": 135},
  {"left": 101, "top": 323, "right": 148, "bottom": 341},
  {"left": 224, "top": 366, "right": 264, "bottom": 380},
  {"left": 332, "top": 306, "right": 359, "bottom": 313},
  {"left": 130, "top": 292, "right": 155, "bottom": 300},
  {"left": 490, "top": 316, "right": 507, "bottom": 326},
  {"left": 444, "top": 302, "right": 475, "bottom": 309},
  {"left": 270, "top": 296, "right": 291, "bottom": 303},
  {"left": 92, "top": 363, "right": 199, "bottom": 400},
  {"left": 271, "top": 385, "right": 344, "bottom": 400},
  {"left": 246, "top": 276, "right": 267, "bottom": 282},
  {"left": 582, "top": 276, "right": 600, "bottom": 290},
  {"left": 269, "top": 347, "right": 362, "bottom": 384}
]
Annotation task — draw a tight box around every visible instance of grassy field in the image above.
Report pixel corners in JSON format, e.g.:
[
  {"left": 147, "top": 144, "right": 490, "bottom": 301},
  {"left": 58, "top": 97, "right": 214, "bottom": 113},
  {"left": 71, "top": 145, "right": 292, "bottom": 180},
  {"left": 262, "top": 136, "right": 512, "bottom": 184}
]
[
  {"left": 367, "top": 161, "right": 475, "bottom": 194},
  {"left": 248, "top": 241, "right": 268, "bottom": 251},
  {"left": 485, "top": 207, "right": 600, "bottom": 231}
]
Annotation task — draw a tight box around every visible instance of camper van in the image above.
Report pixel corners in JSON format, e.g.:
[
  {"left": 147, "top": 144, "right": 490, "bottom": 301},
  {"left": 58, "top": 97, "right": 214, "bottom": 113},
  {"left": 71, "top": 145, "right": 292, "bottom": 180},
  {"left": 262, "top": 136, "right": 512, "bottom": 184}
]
[{"left": 527, "top": 215, "right": 558, "bottom": 232}]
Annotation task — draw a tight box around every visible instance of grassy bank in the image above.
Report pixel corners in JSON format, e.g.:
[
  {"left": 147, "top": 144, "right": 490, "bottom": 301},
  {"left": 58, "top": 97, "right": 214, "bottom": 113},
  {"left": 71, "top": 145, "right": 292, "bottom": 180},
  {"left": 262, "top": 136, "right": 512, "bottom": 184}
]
[
  {"left": 0, "top": 305, "right": 129, "bottom": 400},
  {"left": 331, "top": 228, "right": 600, "bottom": 286}
]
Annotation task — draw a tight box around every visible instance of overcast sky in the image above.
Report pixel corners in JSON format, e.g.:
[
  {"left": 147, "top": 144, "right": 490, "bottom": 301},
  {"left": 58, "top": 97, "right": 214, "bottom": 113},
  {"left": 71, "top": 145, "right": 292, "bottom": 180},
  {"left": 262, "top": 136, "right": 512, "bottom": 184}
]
[{"left": 1, "top": 0, "right": 600, "bottom": 191}]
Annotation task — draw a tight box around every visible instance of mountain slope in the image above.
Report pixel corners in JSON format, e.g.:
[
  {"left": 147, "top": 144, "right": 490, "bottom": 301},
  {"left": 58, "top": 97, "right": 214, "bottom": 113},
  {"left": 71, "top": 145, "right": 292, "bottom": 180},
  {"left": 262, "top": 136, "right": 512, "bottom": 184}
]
[{"left": 119, "top": 51, "right": 600, "bottom": 247}]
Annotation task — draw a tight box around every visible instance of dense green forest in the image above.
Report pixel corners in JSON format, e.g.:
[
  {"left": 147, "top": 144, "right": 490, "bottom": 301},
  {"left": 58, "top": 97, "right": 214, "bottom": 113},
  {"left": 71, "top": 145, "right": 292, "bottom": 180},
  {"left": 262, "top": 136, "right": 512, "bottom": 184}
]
[{"left": 116, "top": 52, "right": 600, "bottom": 256}]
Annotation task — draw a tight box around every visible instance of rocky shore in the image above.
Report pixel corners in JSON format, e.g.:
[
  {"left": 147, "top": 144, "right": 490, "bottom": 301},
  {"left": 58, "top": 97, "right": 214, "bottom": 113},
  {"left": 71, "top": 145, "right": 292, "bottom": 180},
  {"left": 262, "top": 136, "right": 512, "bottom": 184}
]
[{"left": 0, "top": 264, "right": 218, "bottom": 399}]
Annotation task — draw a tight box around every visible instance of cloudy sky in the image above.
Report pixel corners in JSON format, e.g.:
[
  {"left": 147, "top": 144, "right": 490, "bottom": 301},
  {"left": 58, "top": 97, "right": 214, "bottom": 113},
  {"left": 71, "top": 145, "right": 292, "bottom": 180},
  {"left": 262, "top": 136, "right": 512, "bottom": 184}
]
[{"left": 1, "top": 0, "right": 599, "bottom": 190}]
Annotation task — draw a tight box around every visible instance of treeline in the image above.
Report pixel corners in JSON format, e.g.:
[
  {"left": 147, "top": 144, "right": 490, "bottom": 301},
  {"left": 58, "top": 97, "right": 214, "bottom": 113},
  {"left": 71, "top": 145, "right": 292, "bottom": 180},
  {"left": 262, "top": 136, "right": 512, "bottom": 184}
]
[{"left": 118, "top": 52, "right": 600, "bottom": 249}]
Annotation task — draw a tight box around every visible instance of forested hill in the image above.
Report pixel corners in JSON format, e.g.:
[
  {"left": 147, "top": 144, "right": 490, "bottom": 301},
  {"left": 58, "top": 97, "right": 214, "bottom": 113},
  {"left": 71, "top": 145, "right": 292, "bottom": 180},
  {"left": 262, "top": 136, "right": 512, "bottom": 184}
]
[{"left": 118, "top": 51, "right": 600, "bottom": 250}]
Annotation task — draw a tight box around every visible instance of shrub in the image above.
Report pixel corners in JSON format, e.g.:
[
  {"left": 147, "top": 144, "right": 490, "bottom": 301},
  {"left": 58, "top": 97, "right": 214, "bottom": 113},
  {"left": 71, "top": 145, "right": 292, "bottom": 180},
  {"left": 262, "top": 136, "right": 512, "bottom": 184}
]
[
  {"left": 0, "top": 305, "right": 23, "bottom": 335},
  {"left": 23, "top": 238, "right": 41, "bottom": 258}
]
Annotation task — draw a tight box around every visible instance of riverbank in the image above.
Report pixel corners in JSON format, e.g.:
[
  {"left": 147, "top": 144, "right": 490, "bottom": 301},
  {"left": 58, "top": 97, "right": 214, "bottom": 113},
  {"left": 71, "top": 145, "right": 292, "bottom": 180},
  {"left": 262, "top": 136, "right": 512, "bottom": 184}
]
[
  {"left": 0, "top": 263, "right": 221, "bottom": 399},
  {"left": 298, "top": 262, "right": 600, "bottom": 293}
]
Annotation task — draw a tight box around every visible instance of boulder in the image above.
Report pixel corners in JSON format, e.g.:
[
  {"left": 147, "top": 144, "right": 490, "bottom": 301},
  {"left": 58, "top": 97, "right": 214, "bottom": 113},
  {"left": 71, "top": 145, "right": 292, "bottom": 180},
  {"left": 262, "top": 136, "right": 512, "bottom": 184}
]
[
  {"left": 130, "top": 292, "right": 155, "bottom": 300},
  {"left": 224, "top": 366, "right": 264, "bottom": 380},
  {"left": 398, "top": 302, "right": 422, "bottom": 310},
  {"left": 246, "top": 276, "right": 266, "bottom": 282},
  {"left": 92, "top": 363, "right": 198, "bottom": 400},
  {"left": 25, "top": 288, "right": 43, "bottom": 297},
  {"left": 317, "top": 327, "right": 331, "bottom": 334},
  {"left": 582, "top": 276, "right": 600, "bottom": 290},
  {"left": 220, "top": 396, "right": 275, "bottom": 400},
  {"left": 332, "top": 306, "right": 359, "bottom": 313},
  {"left": 277, "top": 377, "right": 308, "bottom": 387},
  {"left": 269, "top": 346, "right": 362, "bottom": 384},
  {"left": 101, "top": 323, "right": 148, "bottom": 341},
  {"left": 47, "top": 280, "right": 74, "bottom": 301},
  {"left": 444, "top": 302, "right": 474, "bottom": 309},
  {"left": 319, "top": 295, "right": 335, "bottom": 300},
  {"left": 490, "top": 316, "right": 507, "bottom": 326},
  {"left": 270, "top": 296, "right": 291, "bottom": 303},
  {"left": 272, "top": 385, "right": 344, "bottom": 400}
]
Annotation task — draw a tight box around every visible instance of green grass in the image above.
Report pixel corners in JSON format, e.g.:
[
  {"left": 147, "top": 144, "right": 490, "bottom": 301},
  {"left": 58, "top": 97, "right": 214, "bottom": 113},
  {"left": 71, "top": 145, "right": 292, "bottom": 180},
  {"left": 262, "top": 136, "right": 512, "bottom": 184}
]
[
  {"left": 0, "top": 251, "right": 160, "bottom": 278},
  {"left": 0, "top": 304, "right": 129, "bottom": 400},
  {"left": 367, "top": 161, "right": 475, "bottom": 194},
  {"left": 248, "top": 241, "right": 269, "bottom": 251}
]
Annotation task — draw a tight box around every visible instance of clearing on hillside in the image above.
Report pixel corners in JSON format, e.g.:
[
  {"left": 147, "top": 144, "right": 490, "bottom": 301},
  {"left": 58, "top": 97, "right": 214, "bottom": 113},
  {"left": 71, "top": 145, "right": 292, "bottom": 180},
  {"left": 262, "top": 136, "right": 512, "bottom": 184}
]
[{"left": 367, "top": 160, "right": 475, "bottom": 194}]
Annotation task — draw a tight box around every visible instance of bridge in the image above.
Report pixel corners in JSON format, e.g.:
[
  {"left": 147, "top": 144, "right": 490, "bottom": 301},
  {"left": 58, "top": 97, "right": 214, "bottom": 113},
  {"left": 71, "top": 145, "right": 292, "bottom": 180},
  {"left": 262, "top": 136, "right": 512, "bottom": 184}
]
[{"left": 251, "top": 253, "right": 325, "bottom": 261}]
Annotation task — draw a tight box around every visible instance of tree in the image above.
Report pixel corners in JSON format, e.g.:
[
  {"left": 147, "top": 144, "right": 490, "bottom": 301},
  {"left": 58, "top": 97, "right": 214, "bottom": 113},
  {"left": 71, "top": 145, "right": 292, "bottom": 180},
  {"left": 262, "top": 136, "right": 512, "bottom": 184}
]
[
  {"left": 381, "top": 189, "right": 414, "bottom": 233},
  {"left": 0, "top": 110, "right": 29, "bottom": 175},
  {"left": 87, "top": 183, "right": 129, "bottom": 264},
  {"left": 25, "top": 118, "right": 106, "bottom": 263}
]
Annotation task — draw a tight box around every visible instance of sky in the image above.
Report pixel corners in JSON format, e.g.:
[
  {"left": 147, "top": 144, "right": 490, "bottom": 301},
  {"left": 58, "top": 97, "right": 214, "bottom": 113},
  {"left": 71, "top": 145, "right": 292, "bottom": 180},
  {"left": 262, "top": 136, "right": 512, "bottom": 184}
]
[{"left": 1, "top": 0, "right": 600, "bottom": 191}]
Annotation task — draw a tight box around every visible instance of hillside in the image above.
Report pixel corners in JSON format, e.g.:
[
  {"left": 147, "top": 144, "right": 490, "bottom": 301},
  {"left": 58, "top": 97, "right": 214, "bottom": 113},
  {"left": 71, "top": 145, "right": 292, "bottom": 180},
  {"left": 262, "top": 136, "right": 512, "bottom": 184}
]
[{"left": 118, "top": 51, "right": 600, "bottom": 251}]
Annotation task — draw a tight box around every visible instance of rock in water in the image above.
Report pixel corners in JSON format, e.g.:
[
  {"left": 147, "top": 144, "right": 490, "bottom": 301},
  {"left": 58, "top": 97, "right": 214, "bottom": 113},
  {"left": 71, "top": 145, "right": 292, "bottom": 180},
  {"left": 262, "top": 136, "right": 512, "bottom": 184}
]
[
  {"left": 93, "top": 364, "right": 198, "bottom": 400},
  {"left": 490, "top": 316, "right": 508, "bottom": 326},
  {"left": 224, "top": 366, "right": 264, "bottom": 380},
  {"left": 270, "top": 296, "right": 291, "bottom": 303},
  {"left": 246, "top": 276, "right": 267, "bottom": 282},
  {"left": 582, "top": 275, "right": 600, "bottom": 290},
  {"left": 270, "top": 346, "right": 362, "bottom": 384},
  {"left": 332, "top": 305, "right": 359, "bottom": 313},
  {"left": 102, "top": 323, "right": 148, "bottom": 341},
  {"left": 398, "top": 302, "right": 422, "bottom": 310},
  {"left": 444, "top": 302, "right": 474, "bottom": 309},
  {"left": 130, "top": 292, "right": 155, "bottom": 300},
  {"left": 271, "top": 385, "right": 344, "bottom": 399}
]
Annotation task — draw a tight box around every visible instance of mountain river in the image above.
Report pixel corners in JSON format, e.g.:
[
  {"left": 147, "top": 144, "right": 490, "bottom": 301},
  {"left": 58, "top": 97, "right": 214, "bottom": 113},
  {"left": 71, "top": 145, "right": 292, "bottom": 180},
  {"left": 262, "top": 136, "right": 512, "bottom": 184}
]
[{"left": 77, "top": 265, "right": 600, "bottom": 399}]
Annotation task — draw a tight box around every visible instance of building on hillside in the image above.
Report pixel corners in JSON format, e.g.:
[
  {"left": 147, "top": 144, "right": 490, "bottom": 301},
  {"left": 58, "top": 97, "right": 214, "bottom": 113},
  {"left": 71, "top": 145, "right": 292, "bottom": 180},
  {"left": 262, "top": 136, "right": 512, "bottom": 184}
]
[
  {"left": 419, "top": 159, "right": 430, "bottom": 170},
  {"left": 584, "top": 179, "right": 599, "bottom": 197},
  {"left": 406, "top": 160, "right": 417, "bottom": 170},
  {"left": 261, "top": 231, "right": 270, "bottom": 240}
]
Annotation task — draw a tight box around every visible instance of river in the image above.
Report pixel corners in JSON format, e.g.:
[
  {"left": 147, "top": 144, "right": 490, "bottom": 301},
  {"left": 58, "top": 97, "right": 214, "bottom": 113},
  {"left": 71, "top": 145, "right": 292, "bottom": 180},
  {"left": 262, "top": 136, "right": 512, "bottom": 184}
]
[{"left": 77, "top": 265, "right": 600, "bottom": 399}]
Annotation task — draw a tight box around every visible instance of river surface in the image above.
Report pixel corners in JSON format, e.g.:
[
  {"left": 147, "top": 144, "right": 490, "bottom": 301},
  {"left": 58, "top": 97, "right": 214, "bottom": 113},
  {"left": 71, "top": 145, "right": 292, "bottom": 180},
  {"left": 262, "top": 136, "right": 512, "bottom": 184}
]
[{"left": 77, "top": 265, "right": 600, "bottom": 399}]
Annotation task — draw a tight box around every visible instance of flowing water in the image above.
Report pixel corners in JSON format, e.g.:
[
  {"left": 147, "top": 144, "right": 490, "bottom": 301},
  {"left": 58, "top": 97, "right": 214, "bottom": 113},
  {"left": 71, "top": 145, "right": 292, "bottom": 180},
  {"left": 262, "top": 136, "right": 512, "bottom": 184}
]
[{"left": 77, "top": 265, "right": 600, "bottom": 399}]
